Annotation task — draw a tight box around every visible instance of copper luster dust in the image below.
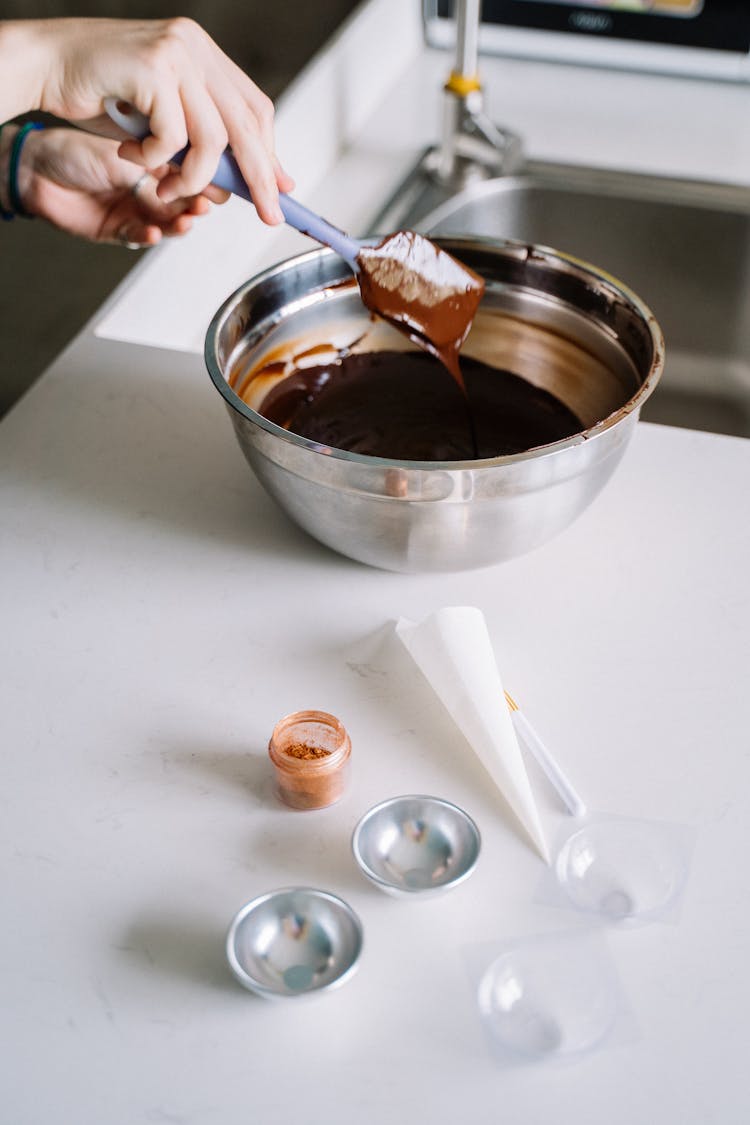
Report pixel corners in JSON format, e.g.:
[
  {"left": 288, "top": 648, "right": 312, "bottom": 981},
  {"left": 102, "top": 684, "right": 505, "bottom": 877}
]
[
  {"left": 355, "top": 232, "right": 485, "bottom": 387},
  {"left": 257, "top": 350, "right": 583, "bottom": 460},
  {"left": 268, "top": 711, "right": 351, "bottom": 810}
]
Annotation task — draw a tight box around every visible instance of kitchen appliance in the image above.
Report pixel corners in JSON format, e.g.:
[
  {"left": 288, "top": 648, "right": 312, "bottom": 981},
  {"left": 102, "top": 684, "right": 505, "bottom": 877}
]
[{"left": 424, "top": 0, "right": 750, "bottom": 81}]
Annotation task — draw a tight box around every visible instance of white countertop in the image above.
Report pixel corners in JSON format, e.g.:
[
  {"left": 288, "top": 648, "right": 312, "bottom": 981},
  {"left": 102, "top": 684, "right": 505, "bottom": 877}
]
[{"left": 2, "top": 2, "right": 750, "bottom": 1122}]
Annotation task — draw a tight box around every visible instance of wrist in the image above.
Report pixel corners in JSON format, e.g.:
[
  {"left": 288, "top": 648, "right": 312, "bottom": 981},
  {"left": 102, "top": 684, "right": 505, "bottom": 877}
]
[
  {"left": 0, "top": 123, "right": 45, "bottom": 219},
  {"left": 14, "top": 126, "right": 44, "bottom": 218},
  {"left": 0, "top": 22, "right": 49, "bottom": 120}
]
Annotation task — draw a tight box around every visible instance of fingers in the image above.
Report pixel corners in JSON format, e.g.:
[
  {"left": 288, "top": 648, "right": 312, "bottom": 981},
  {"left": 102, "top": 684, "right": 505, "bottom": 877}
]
[
  {"left": 60, "top": 18, "right": 293, "bottom": 227},
  {"left": 239, "top": 83, "right": 276, "bottom": 170},
  {"left": 130, "top": 169, "right": 221, "bottom": 222},
  {"left": 114, "top": 219, "right": 163, "bottom": 247},
  {"left": 186, "top": 195, "right": 210, "bottom": 216},
  {"left": 99, "top": 161, "right": 222, "bottom": 248},
  {"left": 229, "top": 82, "right": 295, "bottom": 210},
  {"left": 224, "top": 114, "right": 284, "bottom": 224},
  {"left": 111, "top": 203, "right": 202, "bottom": 247},
  {"left": 158, "top": 86, "right": 287, "bottom": 223},
  {"left": 21, "top": 113, "right": 224, "bottom": 247},
  {"left": 211, "top": 48, "right": 295, "bottom": 200},
  {"left": 273, "top": 157, "right": 295, "bottom": 195},
  {"left": 117, "top": 83, "right": 188, "bottom": 171},
  {"left": 155, "top": 80, "right": 227, "bottom": 203},
  {"left": 122, "top": 77, "right": 290, "bottom": 222},
  {"left": 116, "top": 90, "right": 287, "bottom": 224},
  {"left": 200, "top": 183, "right": 230, "bottom": 205}
]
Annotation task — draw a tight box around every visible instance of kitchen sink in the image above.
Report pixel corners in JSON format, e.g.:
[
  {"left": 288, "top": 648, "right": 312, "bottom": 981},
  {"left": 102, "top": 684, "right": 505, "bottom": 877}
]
[{"left": 372, "top": 160, "right": 750, "bottom": 438}]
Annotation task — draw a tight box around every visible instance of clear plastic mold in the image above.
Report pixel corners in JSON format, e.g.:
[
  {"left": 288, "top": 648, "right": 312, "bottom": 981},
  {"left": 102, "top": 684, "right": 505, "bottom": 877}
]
[
  {"left": 475, "top": 930, "right": 625, "bottom": 1062},
  {"left": 551, "top": 817, "right": 695, "bottom": 925}
]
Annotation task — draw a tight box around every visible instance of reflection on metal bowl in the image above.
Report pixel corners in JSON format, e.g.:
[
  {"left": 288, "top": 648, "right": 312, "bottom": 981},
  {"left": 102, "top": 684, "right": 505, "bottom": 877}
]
[
  {"left": 205, "top": 237, "right": 663, "bottom": 573},
  {"left": 352, "top": 795, "right": 481, "bottom": 897},
  {"left": 226, "top": 887, "right": 363, "bottom": 999}
]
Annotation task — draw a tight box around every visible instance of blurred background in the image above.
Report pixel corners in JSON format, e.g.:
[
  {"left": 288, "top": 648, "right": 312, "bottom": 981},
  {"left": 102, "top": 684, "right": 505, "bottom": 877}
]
[{"left": 0, "top": 0, "right": 360, "bottom": 416}]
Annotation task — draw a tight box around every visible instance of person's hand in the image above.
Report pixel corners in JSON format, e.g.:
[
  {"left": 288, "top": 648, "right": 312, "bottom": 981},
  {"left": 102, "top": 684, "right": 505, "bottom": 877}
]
[
  {"left": 0, "top": 17, "right": 293, "bottom": 224},
  {"left": 15, "top": 126, "right": 228, "bottom": 246}
]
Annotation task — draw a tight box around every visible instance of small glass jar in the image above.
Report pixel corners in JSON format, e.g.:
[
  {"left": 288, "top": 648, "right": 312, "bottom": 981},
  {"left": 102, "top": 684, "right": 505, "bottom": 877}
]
[{"left": 268, "top": 710, "right": 351, "bottom": 810}]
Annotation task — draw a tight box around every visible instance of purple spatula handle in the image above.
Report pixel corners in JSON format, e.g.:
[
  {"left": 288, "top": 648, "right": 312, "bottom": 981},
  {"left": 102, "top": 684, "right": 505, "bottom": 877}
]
[{"left": 104, "top": 97, "right": 360, "bottom": 267}]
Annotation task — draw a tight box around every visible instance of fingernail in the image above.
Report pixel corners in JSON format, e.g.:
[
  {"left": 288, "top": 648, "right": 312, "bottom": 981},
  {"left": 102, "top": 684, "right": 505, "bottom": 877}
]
[{"left": 271, "top": 204, "right": 285, "bottom": 225}]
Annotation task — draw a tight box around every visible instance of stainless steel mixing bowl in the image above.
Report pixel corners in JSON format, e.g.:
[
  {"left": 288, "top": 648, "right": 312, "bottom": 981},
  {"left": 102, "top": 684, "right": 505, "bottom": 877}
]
[{"left": 205, "top": 237, "right": 663, "bottom": 572}]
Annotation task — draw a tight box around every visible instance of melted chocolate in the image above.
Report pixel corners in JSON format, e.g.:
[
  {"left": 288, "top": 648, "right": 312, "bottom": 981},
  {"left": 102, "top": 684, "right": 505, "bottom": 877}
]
[
  {"left": 258, "top": 350, "right": 583, "bottom": 460},
  {"left": 356, "top": 232, "right": 485, "bottom": 386}
]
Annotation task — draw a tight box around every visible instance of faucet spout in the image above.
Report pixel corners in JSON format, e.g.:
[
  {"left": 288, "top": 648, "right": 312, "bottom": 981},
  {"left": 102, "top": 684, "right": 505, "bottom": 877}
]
[{"left": 435, "top": 0, "right": 523, "bottom": 188}]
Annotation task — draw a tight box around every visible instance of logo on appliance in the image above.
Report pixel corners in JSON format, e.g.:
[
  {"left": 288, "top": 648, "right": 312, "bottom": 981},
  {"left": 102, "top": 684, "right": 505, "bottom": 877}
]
[{"left": 568, "top": 10, "right": 614, "bottom": 34}]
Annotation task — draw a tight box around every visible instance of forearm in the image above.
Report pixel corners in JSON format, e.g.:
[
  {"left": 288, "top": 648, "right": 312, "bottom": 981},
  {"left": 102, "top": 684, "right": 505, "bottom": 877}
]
[{"left": 0, "top": 21, "right": 50, "bottom": 120}]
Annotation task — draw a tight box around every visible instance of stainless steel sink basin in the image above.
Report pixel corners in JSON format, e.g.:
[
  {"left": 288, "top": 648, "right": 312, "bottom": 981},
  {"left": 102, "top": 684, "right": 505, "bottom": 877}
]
[{"left": 373, "top": 161, "right": 750, "bottom": 439}]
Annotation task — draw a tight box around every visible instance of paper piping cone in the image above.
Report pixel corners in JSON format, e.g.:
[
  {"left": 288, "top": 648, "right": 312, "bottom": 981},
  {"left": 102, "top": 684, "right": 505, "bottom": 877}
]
[{"left": 396, "top": 607, "right": 549, "bottom": 863}]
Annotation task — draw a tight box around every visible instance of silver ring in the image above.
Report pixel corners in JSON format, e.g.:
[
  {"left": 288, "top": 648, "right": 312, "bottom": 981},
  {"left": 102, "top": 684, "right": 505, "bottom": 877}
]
[
  {"left": 131, "top": 172, "right": 151, "bottom": 198},
  {"left": 115, "top": 228, "right": 146, "bottom": 250}
]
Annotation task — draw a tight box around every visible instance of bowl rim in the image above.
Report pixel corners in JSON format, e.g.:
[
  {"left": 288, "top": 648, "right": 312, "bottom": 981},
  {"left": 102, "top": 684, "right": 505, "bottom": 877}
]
[
  {"left": 351, "top": 793, "right": 482, "bottom": 894},
  {"left": 225, "top": 885, "right": 364, "bottom": 998},
  {"left": 205, "top": 235, "right": 665, "bottom": 472}
]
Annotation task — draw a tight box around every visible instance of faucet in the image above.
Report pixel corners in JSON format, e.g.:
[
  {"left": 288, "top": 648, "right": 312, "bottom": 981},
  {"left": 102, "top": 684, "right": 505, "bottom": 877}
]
[
  {"left": 370, "top": 0, "right": 523, "bottom": 232},
  {"left": 430, "top": 0, "right": 523, "bottom": 188}
]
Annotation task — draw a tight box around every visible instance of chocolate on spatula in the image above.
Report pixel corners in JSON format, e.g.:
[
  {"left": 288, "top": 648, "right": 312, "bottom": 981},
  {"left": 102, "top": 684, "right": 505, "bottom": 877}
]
[{"left": 356, "top": 231, "right": 485, "bottom": 386}]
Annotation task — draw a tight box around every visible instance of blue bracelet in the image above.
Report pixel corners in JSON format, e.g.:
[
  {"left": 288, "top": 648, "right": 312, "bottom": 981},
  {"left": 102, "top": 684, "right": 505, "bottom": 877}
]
[
  {"left": 9, "top": 121, "right": 44, "bottom": 218},
  {"left": 0, "top": 121, "right": 14, "bottom": 220}
]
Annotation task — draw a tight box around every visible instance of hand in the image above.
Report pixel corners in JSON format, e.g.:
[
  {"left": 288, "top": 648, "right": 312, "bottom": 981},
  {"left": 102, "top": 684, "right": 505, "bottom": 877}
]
[
  {"left": 16, "top": 126, "right": 228, "bottom": 246},
  {"left": 0, "top": 17, "right": 294, "bottom": 224}
]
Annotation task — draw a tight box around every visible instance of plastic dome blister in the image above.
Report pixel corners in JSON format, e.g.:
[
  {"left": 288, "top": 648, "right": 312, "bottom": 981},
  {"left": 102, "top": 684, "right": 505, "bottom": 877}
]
[
  {"left": 539, "top": 815, "right": 696, "bottom": 926},
  {"left": 468, "top": 929, "right": 634, "bottom": 1065}
]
